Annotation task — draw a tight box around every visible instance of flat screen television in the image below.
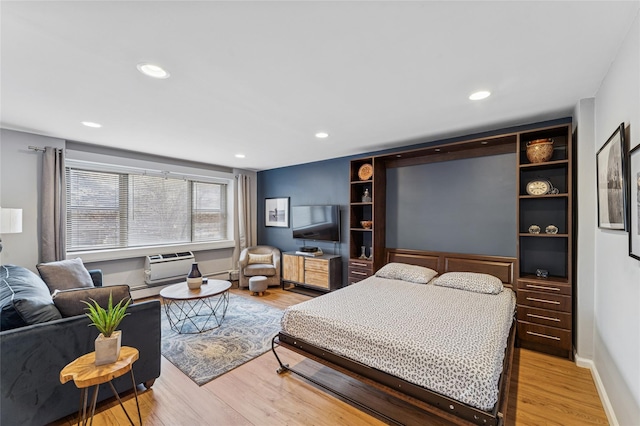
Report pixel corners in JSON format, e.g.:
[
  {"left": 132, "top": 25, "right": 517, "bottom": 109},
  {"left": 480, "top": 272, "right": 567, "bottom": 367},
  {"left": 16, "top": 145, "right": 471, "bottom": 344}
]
[{"left": 292, "top": 205, "right": 341, "bottom": 242}]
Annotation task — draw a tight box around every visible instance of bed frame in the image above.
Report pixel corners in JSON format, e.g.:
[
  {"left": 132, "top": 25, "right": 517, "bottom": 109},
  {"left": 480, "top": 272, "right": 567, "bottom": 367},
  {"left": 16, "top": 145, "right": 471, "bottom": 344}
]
[{"left": 272, "top": 248, "right": 517, "bottom": 426}]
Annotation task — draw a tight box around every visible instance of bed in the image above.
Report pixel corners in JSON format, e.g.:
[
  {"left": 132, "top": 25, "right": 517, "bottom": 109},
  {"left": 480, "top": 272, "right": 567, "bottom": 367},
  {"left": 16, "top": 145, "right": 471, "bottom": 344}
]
[{"left": 272, "top": 249, "right": 517, "bottom": 426}]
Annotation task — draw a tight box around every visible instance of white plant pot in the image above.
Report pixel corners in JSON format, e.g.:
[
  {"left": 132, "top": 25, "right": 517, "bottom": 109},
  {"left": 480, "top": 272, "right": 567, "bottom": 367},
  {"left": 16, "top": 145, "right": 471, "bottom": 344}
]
[{"left": 94, "top": 330, "right": 122, "bottom": 366}]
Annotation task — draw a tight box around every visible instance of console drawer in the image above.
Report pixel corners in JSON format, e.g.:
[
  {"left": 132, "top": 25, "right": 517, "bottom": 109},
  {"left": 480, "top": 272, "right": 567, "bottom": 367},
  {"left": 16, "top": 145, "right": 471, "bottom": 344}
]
[
  {"left": 517, "top": 305, "right": 572, "bottom": 329},
  {"left": 517, "top": 279, "right": 571, "bottom": 295},
  {"left": 517, "top": 290, "right": 571, "bottom": 312},
  {"left": 517, "top": 321, "right": 571, "bottom": 350}
]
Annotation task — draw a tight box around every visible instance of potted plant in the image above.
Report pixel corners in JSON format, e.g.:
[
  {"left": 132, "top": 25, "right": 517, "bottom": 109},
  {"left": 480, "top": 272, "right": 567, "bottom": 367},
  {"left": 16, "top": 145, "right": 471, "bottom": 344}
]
[{"left": 82, "top": 292, "right": 132, "bottom": 365}]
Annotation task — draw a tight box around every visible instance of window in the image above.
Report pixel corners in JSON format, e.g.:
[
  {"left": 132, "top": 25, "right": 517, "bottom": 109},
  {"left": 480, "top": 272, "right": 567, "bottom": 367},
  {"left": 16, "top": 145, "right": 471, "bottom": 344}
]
[{"left": 66, "top": 167, "right": 228, "bottom": 252}]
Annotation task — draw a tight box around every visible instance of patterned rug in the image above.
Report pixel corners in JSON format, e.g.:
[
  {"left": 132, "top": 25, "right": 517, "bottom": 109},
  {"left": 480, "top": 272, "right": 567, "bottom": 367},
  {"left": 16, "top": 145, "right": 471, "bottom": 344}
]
[{"left": 160, "top": 293, "right": 283, "bottom": 386}]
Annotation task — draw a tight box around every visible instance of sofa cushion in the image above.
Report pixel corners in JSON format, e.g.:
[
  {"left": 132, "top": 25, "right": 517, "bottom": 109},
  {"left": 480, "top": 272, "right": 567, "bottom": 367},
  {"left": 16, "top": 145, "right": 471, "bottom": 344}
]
[
  {"left": 53, "top": 285, "right": 132, "bottom": 317},
  {"left": 248, "top": 253, "right": 273, "bottom": 265},
  {"left": 36, "top": 258, "right": 94, "bottom": 293},
  {"left": 0, "top": 265, "right": 62, "bottom": 330},
  {"left": 243, "top": 264, "right": 276, "bottom": 277}
]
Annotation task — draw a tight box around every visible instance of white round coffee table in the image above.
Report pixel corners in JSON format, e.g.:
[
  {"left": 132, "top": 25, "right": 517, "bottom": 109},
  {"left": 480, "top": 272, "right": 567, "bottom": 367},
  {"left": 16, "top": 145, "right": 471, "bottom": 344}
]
[{"left": 160, "top": 280, "right": 231, "bottom": 334}]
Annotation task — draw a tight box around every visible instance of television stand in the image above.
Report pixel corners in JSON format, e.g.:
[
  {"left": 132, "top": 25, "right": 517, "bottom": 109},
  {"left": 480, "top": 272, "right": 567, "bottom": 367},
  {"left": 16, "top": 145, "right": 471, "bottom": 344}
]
[{"left": 281, "top": 251, "right": 342, "bottom": 292}]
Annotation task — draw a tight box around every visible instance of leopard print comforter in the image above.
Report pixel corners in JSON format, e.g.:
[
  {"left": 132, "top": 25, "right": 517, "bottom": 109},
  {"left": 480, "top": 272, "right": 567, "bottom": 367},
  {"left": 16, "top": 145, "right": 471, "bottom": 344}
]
[{"left": 281, "top": 276, "right": 516, "bottom": 411}]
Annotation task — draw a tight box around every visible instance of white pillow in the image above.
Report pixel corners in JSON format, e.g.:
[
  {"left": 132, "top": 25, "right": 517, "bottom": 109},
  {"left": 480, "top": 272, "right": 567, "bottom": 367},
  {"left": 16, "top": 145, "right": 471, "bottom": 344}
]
[
  {"left": 375, "top": 262, "right": 438, "bottom": 284},
  {"left": 432, "top": 272, "right": 503, "bottom": 294}
]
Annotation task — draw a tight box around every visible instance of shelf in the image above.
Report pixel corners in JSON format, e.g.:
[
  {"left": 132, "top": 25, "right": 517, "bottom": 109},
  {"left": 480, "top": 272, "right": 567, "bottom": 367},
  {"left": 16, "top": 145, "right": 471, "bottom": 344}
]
[
  {"left": 519, "top": 274, "right": 569, "bottom": 285},
  {"left": 351, "top": 179, "right": 372, "bottom": 184},
  {"left": 519, "top": 233, "right": 568, "bottom": 238},
  {"left": 519, "top": 159, "right": 569, "bottom": 169},
  {"left": 519, "top": 194, "right": 569, "bottom": 199},
  {"left": 351, "top": 202, "right": 373, "bottom": 206},
  {"left": 351, "top": 228, "right": 373, "bottom": 232}
]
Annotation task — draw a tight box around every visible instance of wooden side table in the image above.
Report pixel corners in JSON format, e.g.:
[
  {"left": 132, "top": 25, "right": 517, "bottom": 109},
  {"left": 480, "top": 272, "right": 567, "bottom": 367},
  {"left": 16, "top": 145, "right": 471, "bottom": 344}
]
[{"left": 60, "top": 346, "right": 142, "bottom": 425}]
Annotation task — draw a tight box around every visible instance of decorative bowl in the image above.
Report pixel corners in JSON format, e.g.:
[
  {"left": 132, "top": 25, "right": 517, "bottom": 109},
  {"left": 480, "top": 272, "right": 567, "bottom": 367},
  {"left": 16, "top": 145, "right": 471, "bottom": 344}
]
[
  {"left": 526, "top": 139, "right": 554, "bottom": 163},
  {"left": 360, "top": 220, "right": 373, "bottom": 229}
]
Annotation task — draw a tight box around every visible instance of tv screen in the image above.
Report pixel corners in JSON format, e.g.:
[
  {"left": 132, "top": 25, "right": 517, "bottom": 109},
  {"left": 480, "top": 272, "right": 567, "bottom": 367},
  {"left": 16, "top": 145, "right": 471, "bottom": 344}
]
[{"left": 292, "top": 205, "right": 340, "bottom": 242}]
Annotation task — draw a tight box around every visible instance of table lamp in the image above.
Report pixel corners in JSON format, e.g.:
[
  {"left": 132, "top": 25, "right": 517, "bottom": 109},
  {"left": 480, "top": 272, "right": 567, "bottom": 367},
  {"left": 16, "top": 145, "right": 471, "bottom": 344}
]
[{"left": 0, "top": 208, "right": 23, "bottom": 253}]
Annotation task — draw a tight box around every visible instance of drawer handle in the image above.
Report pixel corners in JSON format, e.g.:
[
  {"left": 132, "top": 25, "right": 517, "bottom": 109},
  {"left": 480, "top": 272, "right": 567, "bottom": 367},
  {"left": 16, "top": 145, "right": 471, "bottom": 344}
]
[
  {"left": 526, "top": 297, "right": 560, "bottom": 305},
  {"left": 527, "top": 313, "right": 561, "bottom": 322},
  {"left": 351, "top": 262, "right": 368, "bottom": 267},
  {"left": 526, "top": 284, "right": 560, "bottom": 292},
  {"left": 351, "top": 271, "right": 368, "bottom": 276},
  {"left": 526, "top": 331, "right": 561, "bottom": 341}
]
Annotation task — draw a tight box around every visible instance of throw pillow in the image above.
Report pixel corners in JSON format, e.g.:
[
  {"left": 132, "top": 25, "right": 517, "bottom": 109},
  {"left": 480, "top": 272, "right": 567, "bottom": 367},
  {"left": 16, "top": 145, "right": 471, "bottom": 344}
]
[
  {"left": 248, "top": 253, "right": 273, "bottom": 265},
  {"left": 375, "top": 262, "right": 438, "bottom": 284},
  {"left": 53, "top": 285, "right": 132, "bottom": 317},
  {"left": 36, "top": 258, "right": 94, "bottom": 293},
  {"left": 1, "top": 265, "right": 62, "bottom": 330}
]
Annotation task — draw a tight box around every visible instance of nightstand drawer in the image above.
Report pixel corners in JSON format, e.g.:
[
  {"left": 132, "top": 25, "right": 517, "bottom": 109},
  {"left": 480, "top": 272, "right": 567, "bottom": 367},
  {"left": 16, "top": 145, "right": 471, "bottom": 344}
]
[
  {"left": 517, "top": 322, "right": 571, "bottom": 350},
  {"left": 518, "top": 305, "right": 572, "bottom": 329},
  {"left": 517, "top": 290, "right": 571, "bottom": 312},
  {"left": 348, "top": 259, "right": 373, "bottom": 271},
  {"left": 517, "top": 279, "right": 571, "bottom": 295}
]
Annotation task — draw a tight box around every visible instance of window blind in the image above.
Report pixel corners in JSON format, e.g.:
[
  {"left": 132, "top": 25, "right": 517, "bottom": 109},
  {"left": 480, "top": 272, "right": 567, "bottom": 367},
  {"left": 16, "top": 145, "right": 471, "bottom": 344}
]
[{"left": 66, "top": 167, "right": 227, "bottom": 251}]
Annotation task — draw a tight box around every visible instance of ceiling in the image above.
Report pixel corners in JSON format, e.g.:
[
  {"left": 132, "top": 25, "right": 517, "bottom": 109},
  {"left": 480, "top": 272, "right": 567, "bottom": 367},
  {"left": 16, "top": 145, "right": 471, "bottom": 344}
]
[{"left": 1, "top": 1, "right": 638, "bottom": 171}]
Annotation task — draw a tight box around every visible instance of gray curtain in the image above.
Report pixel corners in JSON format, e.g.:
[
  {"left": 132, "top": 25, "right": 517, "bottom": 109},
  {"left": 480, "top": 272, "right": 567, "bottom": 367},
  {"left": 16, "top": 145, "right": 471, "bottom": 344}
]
[
  {"left": 237, "top": 174, "right": 254, "bottom": 252},
  {"left": 41, "top": 147, "right": 66, "bottom": 262}
]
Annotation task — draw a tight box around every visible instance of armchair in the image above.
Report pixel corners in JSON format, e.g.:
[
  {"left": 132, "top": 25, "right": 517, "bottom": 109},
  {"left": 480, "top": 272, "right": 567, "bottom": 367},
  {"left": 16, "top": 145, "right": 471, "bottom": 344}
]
[{"left": 238, "top": 246, "right": 281, "bottom": 288}]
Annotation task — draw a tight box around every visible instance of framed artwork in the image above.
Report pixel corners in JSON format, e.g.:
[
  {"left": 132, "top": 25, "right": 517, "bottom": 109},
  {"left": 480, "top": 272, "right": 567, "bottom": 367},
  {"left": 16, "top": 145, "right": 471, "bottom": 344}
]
[
  {"left": 597, "top": 123, "right": 627, "bottom": 230},
  {"left": 629, "top": 143, "right": 640, "bottom": 260},
  {"left": 265, "top": 197, "right": 289, "bottom": 227}
]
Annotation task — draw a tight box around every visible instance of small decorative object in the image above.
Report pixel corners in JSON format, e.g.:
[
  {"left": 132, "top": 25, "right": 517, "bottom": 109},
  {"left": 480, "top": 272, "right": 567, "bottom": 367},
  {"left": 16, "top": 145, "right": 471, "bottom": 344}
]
[
  {"left": 528, "top": 225, "right": 541, "bottom": 234},
  {"left": 362, "top": 188, "right": 372, "bottom": 202},
  {"left": 535, "top": 269, "right": 549, "bottom": 279},
  {"left": 545, "top": 225, "right": 559, "bottom": 234},
  {"left": 597, "top": 123, "right": 627, "bottom": 230},
  {"left": 526, "top": 178, "right": 559, "bottom": 196},
  {"left": 358, "top": 163, "right": 373, "bottom": 181},
  {"left": 360, "top": 220, "right": 373, "bottom": 229},
  {"left": 187, "top": 262, "right": 203, "bottom": 289},
  {"left": 368, "top": 246, "right": 373, "bottom": 260},
  {"left": 265, "top": 197, "right": 289, "bottom": 227},
  {"left": 359, "top": 246, "right": 367, "bottom": 259},
  {"left": 629, "top": 142, "right": 640, "bottom": 260},
  {"left": 526, "top": 138, "right": 554, "bottom": 163},
  {"left": 82, "top": 292, "right": 131, "bottom": 366}
]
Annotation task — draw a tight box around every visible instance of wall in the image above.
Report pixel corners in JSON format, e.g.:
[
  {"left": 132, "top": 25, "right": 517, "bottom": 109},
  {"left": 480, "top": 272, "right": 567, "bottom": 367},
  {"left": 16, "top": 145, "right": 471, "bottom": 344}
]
[
  {"left": 0, "top": 129, "right": 257, "bottom": 297},
  {"left": 258, "top": 157, "right": 351, "bottom": 282},
  {"left": 591, "top": 10, "right": 640, "bottom": 425},
  {"left": 387, "top": 153, "right": 517, "bottom": 256}
]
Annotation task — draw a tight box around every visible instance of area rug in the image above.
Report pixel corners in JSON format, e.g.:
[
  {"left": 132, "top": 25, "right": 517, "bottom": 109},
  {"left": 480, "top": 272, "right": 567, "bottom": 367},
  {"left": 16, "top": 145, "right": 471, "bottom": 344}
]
[{"left": 160, "top": 293, "right": 283, "bottom": 386}]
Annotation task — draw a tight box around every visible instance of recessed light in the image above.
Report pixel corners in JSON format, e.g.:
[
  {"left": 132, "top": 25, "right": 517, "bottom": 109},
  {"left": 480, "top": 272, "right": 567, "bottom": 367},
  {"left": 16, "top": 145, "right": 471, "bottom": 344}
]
[
  {"left": 469, "top": 90, "right": 491, "bottom": 100},
  {"left": 235, "top": 154, "right": 246, "bottom": 158},
  {"left": 137, "top": 63, "right": 170, "bottom": 79},
  {"left": 81, "top": 121, "right": 102, "bottom": 128},
  {"left": 315, "top": 132, "right": 329, "bottom": 139}
]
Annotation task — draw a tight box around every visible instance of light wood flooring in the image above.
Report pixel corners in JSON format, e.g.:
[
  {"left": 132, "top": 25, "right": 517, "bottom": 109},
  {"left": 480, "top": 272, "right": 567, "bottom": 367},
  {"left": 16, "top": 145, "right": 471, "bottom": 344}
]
[{"left": 52, "top": 288, "right": 608, "bottom": 426}]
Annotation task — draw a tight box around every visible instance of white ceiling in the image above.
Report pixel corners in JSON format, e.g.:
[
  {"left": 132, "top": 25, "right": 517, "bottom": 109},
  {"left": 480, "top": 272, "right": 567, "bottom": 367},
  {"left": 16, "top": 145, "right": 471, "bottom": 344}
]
[{"left": 1, "top": 1, "right": 638, "bottom": 171}]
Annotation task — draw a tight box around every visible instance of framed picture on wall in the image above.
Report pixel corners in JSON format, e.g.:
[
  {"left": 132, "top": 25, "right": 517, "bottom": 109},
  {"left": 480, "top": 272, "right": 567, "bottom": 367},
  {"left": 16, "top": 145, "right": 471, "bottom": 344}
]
[
  {"left": 629, "top": 143, "right": 640, "bottom": 260},
  {"left": 597, "top": 123, "right": 627, "bottom": 230},
  {"left": 265, "top": 197, "right": 289, "bottom": 227}
]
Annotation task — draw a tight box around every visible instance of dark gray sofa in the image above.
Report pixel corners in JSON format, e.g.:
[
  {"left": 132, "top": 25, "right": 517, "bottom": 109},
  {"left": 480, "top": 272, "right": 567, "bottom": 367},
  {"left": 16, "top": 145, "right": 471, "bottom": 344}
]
[{"left": 0, "top": 265, "right": 161, "bottom": 426}]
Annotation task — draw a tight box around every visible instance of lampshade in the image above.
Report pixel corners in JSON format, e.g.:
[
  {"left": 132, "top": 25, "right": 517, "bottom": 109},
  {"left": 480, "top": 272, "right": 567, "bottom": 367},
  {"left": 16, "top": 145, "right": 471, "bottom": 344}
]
[{"left": 0, "top": 208, "right": 23, "bottom": 234}]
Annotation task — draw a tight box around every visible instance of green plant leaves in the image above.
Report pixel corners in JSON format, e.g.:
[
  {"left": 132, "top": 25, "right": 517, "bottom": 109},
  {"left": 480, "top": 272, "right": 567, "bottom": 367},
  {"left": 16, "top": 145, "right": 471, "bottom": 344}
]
[{"left": 81, "top": 291, "right": 131, "bottom": 338}]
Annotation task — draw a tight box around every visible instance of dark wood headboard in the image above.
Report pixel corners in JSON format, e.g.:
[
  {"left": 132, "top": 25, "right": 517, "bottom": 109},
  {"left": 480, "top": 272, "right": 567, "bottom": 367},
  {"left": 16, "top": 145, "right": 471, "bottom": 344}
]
[{"left": 385, "top": 248, "right": 516, "bottom": 286}]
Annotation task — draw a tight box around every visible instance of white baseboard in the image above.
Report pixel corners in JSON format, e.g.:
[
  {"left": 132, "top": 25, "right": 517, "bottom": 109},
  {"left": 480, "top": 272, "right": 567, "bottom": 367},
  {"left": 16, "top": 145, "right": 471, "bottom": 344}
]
[{"left": 574, "top": 353, "right": 618, "bottom": 426}]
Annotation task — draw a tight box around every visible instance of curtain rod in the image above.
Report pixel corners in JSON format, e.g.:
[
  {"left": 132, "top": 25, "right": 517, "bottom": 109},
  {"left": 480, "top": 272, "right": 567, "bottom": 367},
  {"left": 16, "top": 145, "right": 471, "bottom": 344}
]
[{"left": 28, "top": 146, "right": 46, "bottom": 152}]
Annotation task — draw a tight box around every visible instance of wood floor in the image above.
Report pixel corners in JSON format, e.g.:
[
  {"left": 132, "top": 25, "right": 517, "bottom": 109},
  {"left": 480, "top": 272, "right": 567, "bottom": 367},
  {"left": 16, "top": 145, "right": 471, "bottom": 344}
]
[{"left": 52, "top": 288, "right": 608, "bottom": 426}]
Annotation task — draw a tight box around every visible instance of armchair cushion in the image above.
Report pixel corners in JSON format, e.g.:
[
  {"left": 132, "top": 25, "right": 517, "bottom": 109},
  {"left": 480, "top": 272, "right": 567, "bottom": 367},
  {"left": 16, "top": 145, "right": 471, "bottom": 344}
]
[
  {"left": 52, "top": 285, "right": 132, "bottom": 317},
  {"left": 243, "top": 264, "right": 276, "bottom": 277},
  {"left": 36, "top": 258, "right": 94, "bottom": 293},
  {"left": 0, "top": 265, "right": 62, "bottom": 331}
]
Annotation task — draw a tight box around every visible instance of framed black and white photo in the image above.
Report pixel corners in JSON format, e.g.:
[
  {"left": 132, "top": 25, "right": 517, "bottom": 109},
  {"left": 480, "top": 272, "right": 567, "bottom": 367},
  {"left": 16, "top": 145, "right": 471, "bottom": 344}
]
[
  {"left": 629, "top": 143, "right": 640, "bottom": 260},
  {"left": 597, "top": 123, "right": 627, "bottom": 230},
  {"left": 265, "top": 197, "right": 289, "bottom": 227}
]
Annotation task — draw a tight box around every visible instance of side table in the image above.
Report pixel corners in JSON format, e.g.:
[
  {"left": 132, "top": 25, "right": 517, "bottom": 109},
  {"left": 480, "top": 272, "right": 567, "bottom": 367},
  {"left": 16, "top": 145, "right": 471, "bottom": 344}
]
[{"left": 60, "top": 346, "right": 142, "bottom": 425}]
